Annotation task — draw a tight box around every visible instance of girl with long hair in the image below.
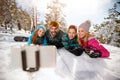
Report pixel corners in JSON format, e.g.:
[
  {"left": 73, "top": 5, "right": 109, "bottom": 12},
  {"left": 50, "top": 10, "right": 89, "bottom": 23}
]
[
  {"left": 28, "top": 25, "right": 47, "bottom": 45},
  {"left": 78, "top": 20, "right": 110, "bottom": 58}
]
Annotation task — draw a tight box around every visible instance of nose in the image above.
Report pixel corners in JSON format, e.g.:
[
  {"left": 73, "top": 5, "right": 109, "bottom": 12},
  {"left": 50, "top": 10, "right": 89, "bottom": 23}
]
[
  {"left": 52, "top": 29, "right": 56, "bottom": 33},
  {"left": 78, "top": 31, "right": 81, "bottom": 34}
]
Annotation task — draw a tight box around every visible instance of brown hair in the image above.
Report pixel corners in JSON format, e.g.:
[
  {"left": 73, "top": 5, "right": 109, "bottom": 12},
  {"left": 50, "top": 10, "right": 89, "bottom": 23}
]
[
  {"left": 32, "top": 30, "right": 44, "bottom": 44},
  {"left": 49, "top": 21, "right": 59, "bottom": 28},
  {"left": 32, "top": 30, "right": 39, "bottom": 44},
  {"left": 68, "top": 25, "right": 77, "bottom": 33},
  {"left": 78, "top": 32, "right": 95, "bottom": 46}
]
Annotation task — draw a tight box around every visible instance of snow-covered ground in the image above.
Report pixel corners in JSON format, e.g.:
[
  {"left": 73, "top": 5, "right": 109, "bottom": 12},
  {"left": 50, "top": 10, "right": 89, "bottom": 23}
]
[{"left": 0, "top": 31, "right": 120, "bottom": 80}]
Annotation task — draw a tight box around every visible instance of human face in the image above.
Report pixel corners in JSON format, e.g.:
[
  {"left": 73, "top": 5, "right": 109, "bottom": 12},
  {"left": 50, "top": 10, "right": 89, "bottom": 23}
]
[
  {"left": 78, "top": 28, "right": 88, "bottom": 38},
  {"left": 37, "top": 28, "right": 45, "bottom": 37},
  {"left": 50, "top": 27, "right": 59, "bottom": 36},
  {"left": 68, "top": 28, "right": 76, "bottom": 40}
]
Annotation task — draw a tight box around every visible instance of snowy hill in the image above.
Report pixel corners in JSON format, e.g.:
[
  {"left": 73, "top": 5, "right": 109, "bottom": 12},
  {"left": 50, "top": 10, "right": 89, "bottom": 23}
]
[
  {"left": 104, "top": 45, "right": 120, "bottom": 78},
  {"left": 0, "top": 29, "right": 30, "bottom": 42},
  {"left": 0, "top": 32, "right": 120, "bottom": 80}
]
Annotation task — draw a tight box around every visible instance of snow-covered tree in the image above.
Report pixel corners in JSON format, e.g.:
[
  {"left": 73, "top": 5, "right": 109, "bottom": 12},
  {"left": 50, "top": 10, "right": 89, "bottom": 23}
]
[
  {"left": 45, "top": 0, "right": 67, "bottom": 31},
  {"left": 94, "top": 2, "right": 120, "bottom": 47},
  {"left": 16, "top": 8, "right": 31, "bottom": 30},
  {"left": 0, "top": 0, "right": 14, "bottom": 28},
  {"left": 0, "top": 0, "right": 31, "bottom": 32}
]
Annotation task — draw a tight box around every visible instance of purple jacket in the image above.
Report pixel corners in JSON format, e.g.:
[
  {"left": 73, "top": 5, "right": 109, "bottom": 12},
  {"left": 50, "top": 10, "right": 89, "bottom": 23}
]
[{"left": 85, "top": 37, "right": 110, "bottom": 58}]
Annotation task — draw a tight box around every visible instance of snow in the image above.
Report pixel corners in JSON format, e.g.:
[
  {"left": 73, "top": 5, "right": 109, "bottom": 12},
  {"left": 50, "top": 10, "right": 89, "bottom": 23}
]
[
  {"left": 0, "top": 31, "right": 120, "bottom": 80},
  {"left": 56, "top": 48, "right": 120, "bottom": 80},
  {"left": 0, "top": 28, "right": 30, "bottom": 42}
]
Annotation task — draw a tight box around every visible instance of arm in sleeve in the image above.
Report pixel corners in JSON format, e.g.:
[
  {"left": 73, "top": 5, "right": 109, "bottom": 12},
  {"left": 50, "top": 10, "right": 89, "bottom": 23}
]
[
  {"left": 88, "top": 38, "right": 110, "bottom": 58},
  {"left": 27, "top": 32, "right": 35, "bottom": 45},
  {"left": 43, "top": 36, "right": 47, "bottom": 45},
  {"left": 62, "top": 35, "right": 69, "bottom": 49}
]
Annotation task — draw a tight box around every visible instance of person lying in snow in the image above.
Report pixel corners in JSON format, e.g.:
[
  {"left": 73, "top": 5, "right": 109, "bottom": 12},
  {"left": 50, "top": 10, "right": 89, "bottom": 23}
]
[
  {"left": 27, "top": 25, "right": 47, "bottom": 45},
  {"left": 45, "top": 21, "right": 64, "bottom": 49},
  {"left": 62, "top": 25, "right": 83, "bottom": 56},
  {"left": 78, "top": 20, "right": 110, "bottom": 58},
  {"left": 55, "top": 21, "right": 113, "bottom": 80}
]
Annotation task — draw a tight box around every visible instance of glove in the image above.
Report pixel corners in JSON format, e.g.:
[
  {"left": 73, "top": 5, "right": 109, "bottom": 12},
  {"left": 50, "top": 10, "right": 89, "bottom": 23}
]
[
  {"left": 84, "top": 46, "right": 91, "bottom": 54},
  {"left": 84, "top": 47, "right": 101, "bottom": 58},
  {"left": 89, "top": 52, "right": 101, "bottom": 58},
  {"left": 91, "top": 50, "right": 102, "bottom": 58},
  {"left": 68, "top": 47, "right": 83, "bottom": 56}
]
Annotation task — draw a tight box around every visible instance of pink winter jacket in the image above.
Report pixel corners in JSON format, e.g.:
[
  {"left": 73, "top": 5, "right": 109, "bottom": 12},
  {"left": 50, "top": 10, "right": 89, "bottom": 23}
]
[{"left": 87, "top": 37, "right": 110, "bottom": 58}]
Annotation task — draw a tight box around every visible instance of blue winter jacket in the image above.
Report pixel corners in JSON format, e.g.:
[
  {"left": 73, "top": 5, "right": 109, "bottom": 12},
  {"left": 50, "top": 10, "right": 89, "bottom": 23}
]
[{"left": 28, "top": 31, "right": 47, "bottom": 45}]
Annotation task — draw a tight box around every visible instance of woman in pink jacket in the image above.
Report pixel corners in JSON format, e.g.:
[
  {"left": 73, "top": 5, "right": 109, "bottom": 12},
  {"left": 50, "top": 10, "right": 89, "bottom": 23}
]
[{"left": 78, "top": 20, "right": 110, "bottom": 58}]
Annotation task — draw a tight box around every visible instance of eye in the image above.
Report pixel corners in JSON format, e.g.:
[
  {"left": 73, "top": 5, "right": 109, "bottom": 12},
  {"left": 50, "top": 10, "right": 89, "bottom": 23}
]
[{"left": 42, "top": 32, "right": 45, "bottom": 34}]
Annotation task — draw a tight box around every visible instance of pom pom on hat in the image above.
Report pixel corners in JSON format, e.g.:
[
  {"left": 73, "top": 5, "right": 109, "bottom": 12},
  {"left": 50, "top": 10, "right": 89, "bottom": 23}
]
[
  {"left": 36, "top": 25, "right": 46, "bottom": 32},
  {"left": 79, "top": 20, "right": 91, "bottom": 32},
  {"left": 49, "top": 21, "right": 59, "bottom": 28}
]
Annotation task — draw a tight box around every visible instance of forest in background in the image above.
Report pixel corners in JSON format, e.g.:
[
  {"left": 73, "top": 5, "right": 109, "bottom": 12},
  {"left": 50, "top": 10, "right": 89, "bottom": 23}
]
[{"left": 0, "top": 0, "right": 120, "bottom": 47}]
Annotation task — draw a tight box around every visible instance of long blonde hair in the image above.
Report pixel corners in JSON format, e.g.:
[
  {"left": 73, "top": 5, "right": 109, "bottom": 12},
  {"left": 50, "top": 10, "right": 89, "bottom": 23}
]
[{"left": 78, "top": 32, "right": 95, "bottom": 46}]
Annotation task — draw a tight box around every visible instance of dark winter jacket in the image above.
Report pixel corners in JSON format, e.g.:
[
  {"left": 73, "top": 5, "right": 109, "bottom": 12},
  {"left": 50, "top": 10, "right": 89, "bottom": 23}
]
[
  {"left": 62, "top": 34, "right": 83, "bottom": 56},
  {"left": 45, "top": 30, "right": 64, "bottom": 49}
]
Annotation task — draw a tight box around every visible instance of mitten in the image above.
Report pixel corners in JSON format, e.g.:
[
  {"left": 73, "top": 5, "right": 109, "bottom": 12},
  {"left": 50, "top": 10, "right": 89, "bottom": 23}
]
[
  {"left": 84, "top": 46, "right": 91, "bottom": 55},
  {"left": 68, "top": 47, "right": 83, "bottom": 56},
  {"left": 84, "top": 46, "right": 102, "bottom": 58},
  {"left": 89, "top": 50, "right": 102, "bottom": 58}
]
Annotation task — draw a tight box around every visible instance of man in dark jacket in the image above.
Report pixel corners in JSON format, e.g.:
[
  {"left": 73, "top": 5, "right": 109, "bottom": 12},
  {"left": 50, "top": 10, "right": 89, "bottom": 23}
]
[{"left": 46, "top": 21, "right": 64, "bottom": 49}]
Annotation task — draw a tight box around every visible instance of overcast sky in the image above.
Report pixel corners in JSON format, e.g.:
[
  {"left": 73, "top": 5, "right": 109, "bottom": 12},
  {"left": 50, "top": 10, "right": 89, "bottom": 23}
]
[{"left": 16, "top": 0, "right": 119, "bottom": 26}]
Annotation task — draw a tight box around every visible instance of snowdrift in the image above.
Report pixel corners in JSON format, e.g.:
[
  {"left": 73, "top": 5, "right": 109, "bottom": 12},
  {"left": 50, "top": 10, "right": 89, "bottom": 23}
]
[{"left": 0, "top": 41, "right": 120, "bottom": 80}]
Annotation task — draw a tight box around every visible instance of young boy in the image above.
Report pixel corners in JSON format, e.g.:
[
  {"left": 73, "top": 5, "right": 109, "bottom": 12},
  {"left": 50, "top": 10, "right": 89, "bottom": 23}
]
[{"left": 62, "top": 25, "right": 83, "bottom": 56}]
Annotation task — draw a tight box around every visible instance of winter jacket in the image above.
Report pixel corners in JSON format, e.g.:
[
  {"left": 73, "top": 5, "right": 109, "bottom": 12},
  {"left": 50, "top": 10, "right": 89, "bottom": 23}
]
[
  {"left": 62, "top": 34, "right": 81, "bottom": 49},
  {"left": 82, "top": 37, "right": 110, "bottom": 58},
  {"left": 45, "top": 30, "right": 64, "bottom": 49},
  {"left": 62, "top": 34, "right": 83, "bottom": 56},
  {"left": 28, "top": 31, "right": 47, "bottom": 45}
]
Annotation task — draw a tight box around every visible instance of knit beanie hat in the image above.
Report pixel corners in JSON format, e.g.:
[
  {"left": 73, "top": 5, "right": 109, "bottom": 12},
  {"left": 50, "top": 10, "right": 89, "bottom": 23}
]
[
  {"left": 79, "top": 20, "right": 91, "bottom": 32},
  {"left": 37, "top": 25, "right": 46, "bottom": 32},
  {"left": 49, "top": 21, "right": 59, "bottom": 28}
]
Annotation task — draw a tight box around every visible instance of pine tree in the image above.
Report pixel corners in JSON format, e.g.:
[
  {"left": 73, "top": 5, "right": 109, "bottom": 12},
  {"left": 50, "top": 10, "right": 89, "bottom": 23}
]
[
  {"left": 45, "top": 0, "right": 67, "bottom": 31},
  {"left": 94, "top": 1, "right": 120, "bottom": 47}
]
